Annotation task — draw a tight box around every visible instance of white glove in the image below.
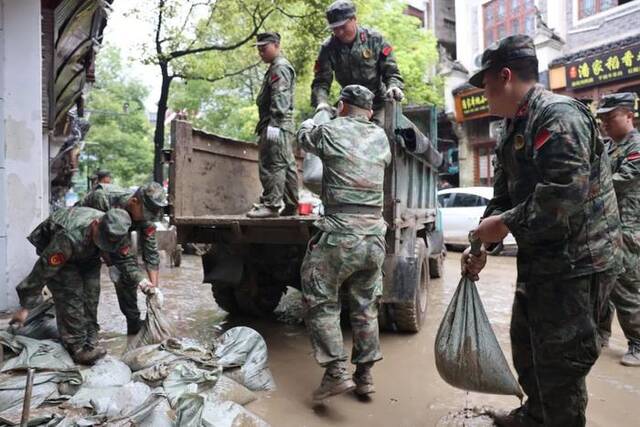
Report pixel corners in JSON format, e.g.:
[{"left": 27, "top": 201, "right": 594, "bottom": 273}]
[
  {"left": 386, "top": 86, "right": 404, "bottom": 101},
  {"left": 138, "top": 278, "right": 156, "bottom": 295},
  {"left": 315, "top": 102, "right": 331, "bottom": 113},
  {"left": 266, "top": 126, "right": 280, "bottom": 143},
  {"left": 300, "top": 118, "right": 315, "bottom": 130}
]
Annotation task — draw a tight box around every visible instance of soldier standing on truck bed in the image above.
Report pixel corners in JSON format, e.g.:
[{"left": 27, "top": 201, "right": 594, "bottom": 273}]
[
  {"left": 462, "top": 35, "right": 622, "bottom": 426},
  {"left": 596, "top": 93, "right": 640, "bottom": 367},
  {"left": 79, "top": 182, "right": 167, "bottom": 335},
  {"left": 247, "top": 32, "right": 299, "bottom": 219},
  {"left": 297, "top": 85, "right": 391, "bottom": 404},
  {"left": 311, "top": 0, "right": 404, "bottom": 126},
  {"left": 10, "top": 208, "right": 153, "bottom": 365}
]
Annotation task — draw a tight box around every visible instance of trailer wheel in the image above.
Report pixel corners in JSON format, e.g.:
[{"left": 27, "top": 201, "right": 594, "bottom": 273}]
[
  {"left": 393, "top": 239, "right": 429, "bottom": 332},
  {"left": 429, "top": 249, "right": 445, "bottom": 279},
  {"left": 211, "top": 284, "right": 239, "bottom": 314}
]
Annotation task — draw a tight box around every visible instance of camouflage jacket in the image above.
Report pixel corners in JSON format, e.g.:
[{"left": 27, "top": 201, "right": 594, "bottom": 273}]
[
  {"left": 483, "top": 85, "right": 622, "bottom": 279},
  {"left": 607, "top": 129, "right": 640, "bottom": 253},
  {"left": 311, "top": 26, "right": 403, "bottom": 110},
  {"left": 16, "top": 207, "right": 145, "bottom": 309},
  {"left": 80, "top": 183, "right": 160, "bottom": 270},
  {"left": 297, "top": 115, "right": 391, "bottom": 235},
  {"left": 256, "top": 55, "right": 296, "bottom": 134}
]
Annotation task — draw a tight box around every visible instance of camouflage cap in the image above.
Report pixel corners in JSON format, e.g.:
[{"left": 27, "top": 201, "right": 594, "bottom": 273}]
[
  {"left": 135, "top": 182, "right": 168, "bottom": 221},
  {"left": 326, "top": 0, "right": 356, "bottom": 29},
  {"left": 469, "top": 34, "right": 537, "bottom": 88},
  {"left": 96, "top": 169, "right": 112, "bottom": 180},
  {"left": 254, "top": 32, "right": 281, "bottom": 46},
  {"left": 340, "top": 84, "right": 374, "bottom": 110},
  {"left": 96, "top": 208, "right": 131, "bottom": 253},
  {"left": 596, "top": 92, "right": 638, "bottom": 115}
]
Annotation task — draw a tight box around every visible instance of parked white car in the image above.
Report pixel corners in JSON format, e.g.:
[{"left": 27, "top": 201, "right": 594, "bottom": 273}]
[{"left": 438, "top": 186, "right": 517, "bottom": 252}]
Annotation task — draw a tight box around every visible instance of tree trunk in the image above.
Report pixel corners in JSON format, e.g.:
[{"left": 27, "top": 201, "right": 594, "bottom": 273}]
[{"left": 153, "top": 64, "right": 172, "bottom": 183}]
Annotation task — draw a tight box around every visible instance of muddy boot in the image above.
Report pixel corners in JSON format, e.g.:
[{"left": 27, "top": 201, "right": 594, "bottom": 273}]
[
  {"left": 488, "top": 407, "right": 542, "bottom": 427},
  {"left": 621, "top": 342, "right": 640, "bottom": 367},
  {"left": 72, "top": 345, "right": 107, "bottom": 366},
  {"left": 246, "top": 204, "right": 280, "bottom": 218},
  {"left": 127, "top": 318, "right": 142, "bottom": 336},
  {"left": 312, "top": 362, "right": 356, "bottom": 403},
  {"left": 353, "top": 362, "right": 375, "bottom": 396}
]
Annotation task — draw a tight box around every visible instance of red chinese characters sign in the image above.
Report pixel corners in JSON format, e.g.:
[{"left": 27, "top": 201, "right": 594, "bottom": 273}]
[{"left": 566, "top": 43, "right": 640, "bottom": 89}]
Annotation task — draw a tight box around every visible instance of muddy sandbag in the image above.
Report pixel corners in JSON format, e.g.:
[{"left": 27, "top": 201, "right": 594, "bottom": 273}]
[
  {"left": 273, "top": 287, "right": 304, "bottom": 325},
  {"left": 126, "top": 289, "right": 175, "bottom": 352},
  {"left": 0, "top": 331, "right": 75, "bottom": 372},
  {"left": 81, "top": 355, "right": 131, "bottom": 388},
  {"left": 434, "top": 276, "right": 523, "bottom": 398},
  {"left": 208, "top": 375, "right": 256, "bottom": 406},
  {"left": 8, "top": 299, "right": 59, "bottom": 340},
  {"left": 122, "top": 342, "right": 181, "bottom": 372},
  {"left": 110, "top": 392, "right": 174, "bottom": 427},
  {"left": 163, "top": 362, "right": 221, "bottom": 407},
  {"left": 67, "top": 381, "right": 151, "bottom": 417},
  {"left": 213, "top": 327, "right": 276, "bottom": 391},
  {"left": 175, "top": 394, "right": 268, "bottom": 427}
]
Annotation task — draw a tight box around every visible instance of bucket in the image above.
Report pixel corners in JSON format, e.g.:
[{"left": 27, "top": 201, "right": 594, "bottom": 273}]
[{"left": 298, "top": 202, "right": 313, "bottom": 215}]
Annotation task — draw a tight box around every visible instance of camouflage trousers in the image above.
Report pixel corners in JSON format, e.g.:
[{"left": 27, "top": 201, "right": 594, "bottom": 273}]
[
  {"left": 258, "top": 128, "right": 299, "bottom": 209},
  {"left": 47, "top": 260, "right": 102, "bottom": 354},
  {"left": 109, "top": 266, "right": 141, "bottom": 327},
  {"left": 598, "top": 249, "right": 640, "bottom": 346},
  {"left": 301, "top": 231, "right": 385, "bottom": 367},
  {"left": 511, "top": 270, "right": 614, "bottom": 427}
]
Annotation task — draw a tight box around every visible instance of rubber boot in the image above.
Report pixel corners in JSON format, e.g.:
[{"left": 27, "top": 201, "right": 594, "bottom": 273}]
[
  {"left": 246, "top": 204, "right": 280, "bottom": 218},
  {"left": 127, "top": 318, "right": 142, "bottom": 336},
  {"left": 312, "top": 361, "right": 356, "bottom": 403},
  {"left": 72, "top": 345, "right": 107, "bottom": 366},
  {"left": 488, "top": 406, "right": 542, "bottom": 427}
]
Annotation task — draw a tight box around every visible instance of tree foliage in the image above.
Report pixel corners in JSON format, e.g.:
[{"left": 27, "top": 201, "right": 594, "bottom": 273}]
[
  {"left": 169, "top": 0, "right": 442, "bottom": 141},
  {"left": 81, "top": 46, "right": 154, "bottom": 188}
]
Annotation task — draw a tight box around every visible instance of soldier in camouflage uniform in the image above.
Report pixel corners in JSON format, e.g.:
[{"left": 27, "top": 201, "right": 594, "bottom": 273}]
[
  {"left": 80, "top": 181, "right": 167, "bottom": 335},
  {"left": 596, "top": 93, "right": 640, "bottom": 367},
  {"left": 311, "top": 0, "right": 404, "bottom": 126},
  {"left": 297, "top": 85, "right": 391, "bottom": 403},
  {"left": 11, "top": 208, "right": 150, "bottom": 365},
  {"left": 462, "top": 35, "right": 622, "bottom": 426},
  {"left": 247, "top": 32, "right": 299, "bottom": 218}
]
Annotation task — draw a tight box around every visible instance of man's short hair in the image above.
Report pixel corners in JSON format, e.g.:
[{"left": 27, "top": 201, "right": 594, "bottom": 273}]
[{"left": 502, "top": 57, "right": 539, "bottom": 83}]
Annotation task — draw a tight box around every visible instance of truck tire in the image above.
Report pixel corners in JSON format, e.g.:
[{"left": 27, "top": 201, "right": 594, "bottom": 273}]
[
  {"left": 393, "top": 239, "right": 429, "bottom": 332},
  {"left": 429, "top": 249, "right": 445, "bottom": 279},
  {"left": 211, "top": 284, "right": 239, "bottom": 314},
  {"left": 234, "top": 281, "right": 285, "bottom": 317}
]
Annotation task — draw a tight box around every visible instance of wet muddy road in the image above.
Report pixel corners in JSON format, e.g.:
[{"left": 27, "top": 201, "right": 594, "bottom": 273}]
[{"left": 8, "top": 252, "right": 638, "bottom": 426}]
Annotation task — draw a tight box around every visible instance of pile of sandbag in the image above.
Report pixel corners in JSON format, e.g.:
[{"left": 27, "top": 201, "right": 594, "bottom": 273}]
[{"left": 0, "top": 290, "right": 277, "bottom": 426}]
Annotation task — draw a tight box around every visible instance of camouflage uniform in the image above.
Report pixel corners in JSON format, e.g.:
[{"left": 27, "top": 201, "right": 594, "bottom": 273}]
[
  {"left": 472, "top": 36, "right": 622, "bottom": 426},
  {"left": 598, "top": 123, "right": 640, "bottom": 348},
  {"left": 311, "top": 1, "right": 403, "bottom": 125},
  {"left": 15, "top": 207, "right": 142, "bottom": 355},
  {"left": 255, "top": 36, "right": 299, "bottom": 211},
  {"left": 297, "top": 85, "right": 391, "bottom": 369},
  {"left": 80, "top": 183, "right": 165, "bottom": 331}
]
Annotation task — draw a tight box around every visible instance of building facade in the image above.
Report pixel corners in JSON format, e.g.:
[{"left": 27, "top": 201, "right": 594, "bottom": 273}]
[
  {"left": 450, "top": 0, "right": 640, "bottom": 187},
  {"left": 0, "top": 0, "right": 110, "bottom": 310}
]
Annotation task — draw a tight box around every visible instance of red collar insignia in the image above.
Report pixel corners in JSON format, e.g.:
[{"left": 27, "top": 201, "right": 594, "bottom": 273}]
[{"left": 534, "top": 128, "right": 552, "bottom": 150}]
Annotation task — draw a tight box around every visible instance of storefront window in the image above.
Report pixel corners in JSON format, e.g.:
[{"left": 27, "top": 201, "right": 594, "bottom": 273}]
[
  {"left": 483, "top": 0, "right": 536, "bottom": 47},
  {"left": 476, "top": 146, "right": 496, "bottom": 186}
]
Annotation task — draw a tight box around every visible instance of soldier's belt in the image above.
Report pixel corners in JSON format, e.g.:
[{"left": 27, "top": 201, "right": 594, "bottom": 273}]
[{"left": 324, "top": 204, "right": 382, "bottom": 217}]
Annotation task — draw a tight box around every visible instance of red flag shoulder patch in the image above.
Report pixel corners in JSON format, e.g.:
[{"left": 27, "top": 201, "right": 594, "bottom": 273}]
[
  {"left": 534, "top": 128, "right": 552, "bottom": 150},
  {"left": 270, "top": 73, "right": 280, "bottom": 83},
  {"left": 145, "top": 225, "right": 156, "bottom": 237},
  {"left": 314, "top": 60, "right": 320, "bottom": 73},
  {"left": 382, "top": 45, "right": 393, "bottom": 57},
  {"left": 119, "top": 245, "right": 130, "bottom": 256},
  {"left": 48, "top": 253, "right": 65, "bottom": 266},
  {"left": 627, "top": 152, "right": 640, "bottom": 161}
]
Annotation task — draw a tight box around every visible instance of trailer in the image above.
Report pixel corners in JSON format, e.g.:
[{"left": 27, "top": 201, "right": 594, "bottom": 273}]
[{"left": 168, "top": 100, "right": 444, "bottom": 332}]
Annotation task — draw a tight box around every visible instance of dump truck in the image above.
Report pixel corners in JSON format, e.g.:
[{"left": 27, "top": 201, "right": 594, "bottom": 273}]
[{"left": 168, "top": 100, "right": 444, "bottom": 332}]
